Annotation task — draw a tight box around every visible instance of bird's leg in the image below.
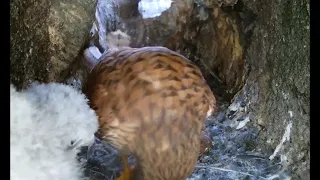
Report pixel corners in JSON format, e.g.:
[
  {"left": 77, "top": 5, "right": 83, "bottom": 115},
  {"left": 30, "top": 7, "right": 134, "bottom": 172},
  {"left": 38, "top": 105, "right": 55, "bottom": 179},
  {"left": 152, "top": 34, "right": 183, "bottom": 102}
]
[{"left": 115, "top": 154, "right": 134, "bottom": 180}]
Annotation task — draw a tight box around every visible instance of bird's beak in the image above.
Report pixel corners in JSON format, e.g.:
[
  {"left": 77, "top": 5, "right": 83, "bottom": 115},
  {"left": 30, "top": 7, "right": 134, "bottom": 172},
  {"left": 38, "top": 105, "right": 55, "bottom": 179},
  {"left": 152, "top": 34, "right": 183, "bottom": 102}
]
[
  {"left": 94, "top": 131, "right": 103, "bottom": 140},
  {"left": 67, "top": 139, "right": 83, "bottom": 150}
]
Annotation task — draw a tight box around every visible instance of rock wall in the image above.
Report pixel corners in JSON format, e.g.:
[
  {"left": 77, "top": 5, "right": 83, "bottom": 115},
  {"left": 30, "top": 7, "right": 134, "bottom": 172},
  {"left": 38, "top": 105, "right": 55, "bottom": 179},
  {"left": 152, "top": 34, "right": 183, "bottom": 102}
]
[
  {"left": 10, "top": 0, "right": 97, "bottom": 89},
  {"left": 236, "top": 0, "right": 310, "bottom": 178}
]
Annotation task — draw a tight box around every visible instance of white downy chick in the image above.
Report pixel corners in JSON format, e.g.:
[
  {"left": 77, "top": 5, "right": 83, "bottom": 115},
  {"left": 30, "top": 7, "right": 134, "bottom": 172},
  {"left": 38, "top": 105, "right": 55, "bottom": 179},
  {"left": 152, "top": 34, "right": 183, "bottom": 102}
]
[{"left": 10, "top": 83, "right": 98, "bottom": 180}]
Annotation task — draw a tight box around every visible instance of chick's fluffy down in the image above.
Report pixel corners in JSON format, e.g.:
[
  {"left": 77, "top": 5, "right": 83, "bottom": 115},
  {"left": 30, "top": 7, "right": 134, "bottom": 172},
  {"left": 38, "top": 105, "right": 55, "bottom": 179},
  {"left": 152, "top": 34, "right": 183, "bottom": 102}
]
[{"left": 10, "top": 83, "right": 98, "bottom": 180}]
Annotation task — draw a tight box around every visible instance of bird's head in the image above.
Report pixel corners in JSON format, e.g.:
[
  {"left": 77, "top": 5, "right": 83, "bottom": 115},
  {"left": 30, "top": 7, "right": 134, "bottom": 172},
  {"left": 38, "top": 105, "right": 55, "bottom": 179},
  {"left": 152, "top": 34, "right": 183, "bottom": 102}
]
[{"left": 24, "top": 82, "right": 99, "bottom": 152}]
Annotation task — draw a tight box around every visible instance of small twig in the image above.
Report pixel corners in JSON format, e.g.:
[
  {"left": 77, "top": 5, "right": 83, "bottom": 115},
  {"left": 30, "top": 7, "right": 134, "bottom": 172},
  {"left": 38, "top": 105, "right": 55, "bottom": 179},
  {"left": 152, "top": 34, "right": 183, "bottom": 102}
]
[
  {"left": 261, "top": 163, "right": 283, "bottom": 173},
  {"left": 195, "top": 164, "right": 268, "bottom": 180},
  {"left": 89, "top": 169, "right": 106, "bottom": 177},
  {"left": 236, "top": 154, "right": 268, "bottom": 161},
  {"left": 198, "top": 57, "right": 223, "bottom": 83}
]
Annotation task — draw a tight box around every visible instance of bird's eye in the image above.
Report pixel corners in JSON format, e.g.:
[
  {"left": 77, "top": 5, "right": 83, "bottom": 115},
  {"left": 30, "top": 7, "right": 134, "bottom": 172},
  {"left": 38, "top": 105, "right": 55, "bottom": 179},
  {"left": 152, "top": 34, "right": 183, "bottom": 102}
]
[{"left": 70, "top": 140, "right": 75, "bottom": 146}]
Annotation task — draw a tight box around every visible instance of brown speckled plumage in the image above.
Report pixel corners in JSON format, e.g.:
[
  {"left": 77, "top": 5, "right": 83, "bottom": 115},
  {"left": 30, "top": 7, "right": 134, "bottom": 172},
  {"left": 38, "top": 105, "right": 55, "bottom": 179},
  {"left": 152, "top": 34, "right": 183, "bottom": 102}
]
[{"left": 83, "top": 46, "right": 216, "bottom": 180}]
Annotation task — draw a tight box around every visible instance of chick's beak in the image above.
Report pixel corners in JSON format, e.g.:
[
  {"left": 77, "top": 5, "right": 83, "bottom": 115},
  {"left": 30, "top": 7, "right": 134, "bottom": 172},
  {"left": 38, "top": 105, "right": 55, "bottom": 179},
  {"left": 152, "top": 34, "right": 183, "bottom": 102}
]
[{"left": 94, "top": 131, "right": 103, "bottom": 140}]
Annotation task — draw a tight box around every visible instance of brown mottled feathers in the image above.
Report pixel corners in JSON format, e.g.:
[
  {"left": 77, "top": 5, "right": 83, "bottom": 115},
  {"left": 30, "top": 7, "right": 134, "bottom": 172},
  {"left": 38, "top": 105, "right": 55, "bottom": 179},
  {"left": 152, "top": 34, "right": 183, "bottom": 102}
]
[{"left": 83, "top": 46, "right": 216, "bottom": 180}]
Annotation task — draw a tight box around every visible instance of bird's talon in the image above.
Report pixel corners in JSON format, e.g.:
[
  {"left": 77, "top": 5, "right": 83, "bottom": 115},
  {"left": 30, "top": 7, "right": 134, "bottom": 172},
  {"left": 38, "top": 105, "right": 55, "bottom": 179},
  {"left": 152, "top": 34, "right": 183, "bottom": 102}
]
[{"left": 115, "top": 154, "right": 134, "bottom": 180}]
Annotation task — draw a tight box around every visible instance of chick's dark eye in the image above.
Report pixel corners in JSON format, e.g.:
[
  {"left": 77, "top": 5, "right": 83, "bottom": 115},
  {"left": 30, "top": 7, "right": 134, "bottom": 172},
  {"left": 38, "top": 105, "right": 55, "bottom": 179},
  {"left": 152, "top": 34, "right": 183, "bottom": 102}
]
[{"left": 70, "top": 140, "right": 75, "bottom": 145}]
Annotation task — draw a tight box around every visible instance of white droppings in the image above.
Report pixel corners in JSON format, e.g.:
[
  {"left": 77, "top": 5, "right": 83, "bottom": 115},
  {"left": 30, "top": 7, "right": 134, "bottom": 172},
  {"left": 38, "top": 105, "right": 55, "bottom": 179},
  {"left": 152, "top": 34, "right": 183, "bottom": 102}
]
[
  {"left": 228, "top": 102, "right": 241, "bottom": 112},
  {"left": 280, "top": 154, "right": 288, "bottom": 163},
  {"left": 269, "top": 121, "right": 293, "bottom": 160},
  {"left": 288, "top": 111, "right": 293, "bottom": 117},
  {"left": 236, "top": 116, "right": 250, "bottom": 130},
  {"left": 266, "top": 139, "right": 272, "bottom": 144},
  {"left": 282, "top": 92, "right": 289, "bottom": 100},
  {"left": 90, "top": 22, "right": 98, "bottom": 37}
]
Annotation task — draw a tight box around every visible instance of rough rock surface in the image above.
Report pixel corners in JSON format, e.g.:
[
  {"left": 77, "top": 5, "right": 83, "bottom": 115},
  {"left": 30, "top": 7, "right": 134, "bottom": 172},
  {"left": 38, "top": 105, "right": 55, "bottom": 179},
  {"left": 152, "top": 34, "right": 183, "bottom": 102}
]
[
  {"left": 237, "top": 0, "right": 310, "bottom": 179},
  {"left": 10, "top": 0, "right": 96, "bottom": 89},
  {"left": 10, "top": 0, "right": 309, "bottom": 179}
]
